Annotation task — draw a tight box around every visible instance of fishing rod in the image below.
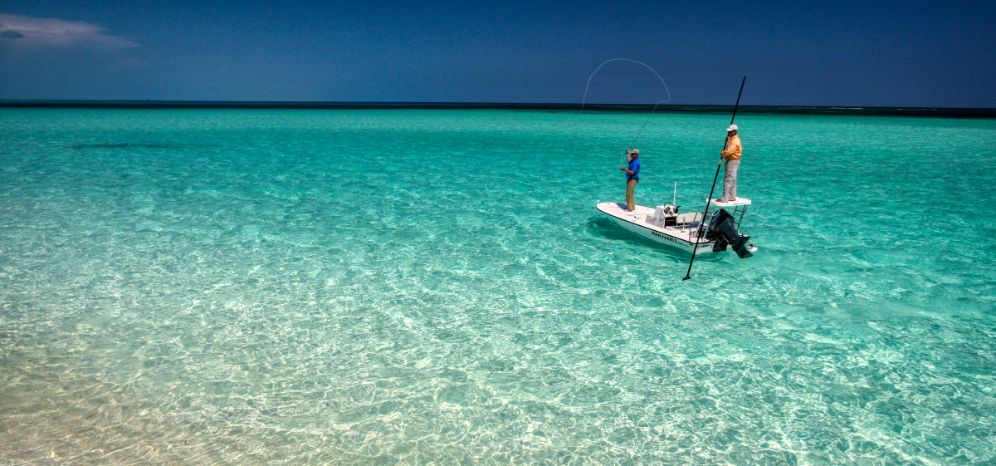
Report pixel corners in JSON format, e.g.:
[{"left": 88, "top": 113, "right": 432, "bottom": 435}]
[
  {"left": 615, "top": 99, "right": 666, "bottom": 170},
  {"left": 628, "top": 99, "right": 665, "bottom": 148},
  {"left": 683, "top": 76, "right": 746, "bottom": 281}
]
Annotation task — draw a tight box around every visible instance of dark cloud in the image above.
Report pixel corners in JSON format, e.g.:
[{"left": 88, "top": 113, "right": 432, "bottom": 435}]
[{"left": 1, "top": 29, "right": 24, "bottom": 39}]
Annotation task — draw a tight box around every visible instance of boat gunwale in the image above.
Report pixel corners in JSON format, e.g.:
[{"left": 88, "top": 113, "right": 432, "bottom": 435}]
[{"left": 595, "top": 202, "right": 714, "bottom": 248}]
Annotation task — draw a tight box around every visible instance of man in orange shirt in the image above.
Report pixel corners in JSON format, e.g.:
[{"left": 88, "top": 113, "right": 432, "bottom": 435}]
[{"left": 718, "top": 124, "right": 742, "bottom": 202}]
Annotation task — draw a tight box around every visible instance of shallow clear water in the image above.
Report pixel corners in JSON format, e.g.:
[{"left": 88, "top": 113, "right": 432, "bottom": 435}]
[{"left": 1, "top": 108, "right": 994, "bottom": 464}]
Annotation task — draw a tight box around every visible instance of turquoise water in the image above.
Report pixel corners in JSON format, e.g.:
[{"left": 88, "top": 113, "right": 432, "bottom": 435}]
[{"left": 1, "top": 108, "right": 994, "bottom": 464}]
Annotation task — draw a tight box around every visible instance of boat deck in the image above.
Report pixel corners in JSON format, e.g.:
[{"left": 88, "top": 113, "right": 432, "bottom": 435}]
[{"left": 596, "top": 202, "right": 707, "bottom": 244}]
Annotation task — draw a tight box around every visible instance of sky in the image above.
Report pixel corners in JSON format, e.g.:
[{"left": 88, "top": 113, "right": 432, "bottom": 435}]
[{"left": 0, "top": 0, "right": 994, "bottom": 107}]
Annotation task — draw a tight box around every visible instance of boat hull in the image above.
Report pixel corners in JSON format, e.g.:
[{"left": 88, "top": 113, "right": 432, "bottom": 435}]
[{"left": 596, "top": 202, "right": 719, "bottom": 254}]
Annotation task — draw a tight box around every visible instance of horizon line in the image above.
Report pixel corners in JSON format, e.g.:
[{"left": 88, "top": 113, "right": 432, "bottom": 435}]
[{"left": 0, "top": 100, "right": 993, "bottom": 118}]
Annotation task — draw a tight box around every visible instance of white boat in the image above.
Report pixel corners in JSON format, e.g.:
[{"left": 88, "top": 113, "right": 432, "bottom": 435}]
[{"left": 596, "top": 197, "right": 757, "bottom": 257}]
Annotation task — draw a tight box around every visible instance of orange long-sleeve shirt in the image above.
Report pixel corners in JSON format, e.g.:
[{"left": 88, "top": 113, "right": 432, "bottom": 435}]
[{"left": 721, "top": 135, "right": 742, "bottom": 160}]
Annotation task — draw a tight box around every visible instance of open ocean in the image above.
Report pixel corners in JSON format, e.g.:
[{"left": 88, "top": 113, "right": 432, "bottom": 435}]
[{"left": 1, "top": 108, "right": 994, "bottom": 464}]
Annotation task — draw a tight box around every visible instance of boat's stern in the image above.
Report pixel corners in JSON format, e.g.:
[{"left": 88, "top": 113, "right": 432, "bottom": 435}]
[{"left": 705, "top": 208, "right": 754, "bottom": 258}]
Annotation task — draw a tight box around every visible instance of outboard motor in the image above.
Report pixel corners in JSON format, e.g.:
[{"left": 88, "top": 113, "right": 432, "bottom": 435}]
[{"left": 705, "top": 209, "right": 753, "bottom": 258}]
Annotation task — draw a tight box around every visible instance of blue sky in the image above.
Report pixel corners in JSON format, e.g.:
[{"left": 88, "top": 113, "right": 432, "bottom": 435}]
[{"left": 0, "top": 0, "right": 994, "bottom": 106}]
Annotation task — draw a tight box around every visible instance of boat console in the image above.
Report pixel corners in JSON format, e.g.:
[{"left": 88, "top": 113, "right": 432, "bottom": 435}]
[{"left": 647, "top": 204, "right": 679, "bottom": 227}]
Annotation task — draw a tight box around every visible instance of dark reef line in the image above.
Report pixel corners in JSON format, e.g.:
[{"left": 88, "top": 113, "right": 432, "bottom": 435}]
[{"left": 1, "top": 101, "right": 993, "bottom": 118}]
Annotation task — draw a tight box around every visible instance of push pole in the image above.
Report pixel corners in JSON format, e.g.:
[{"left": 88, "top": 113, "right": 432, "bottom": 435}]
[{"left": 683, "top": 76, "right": 746, "bottom": 281}]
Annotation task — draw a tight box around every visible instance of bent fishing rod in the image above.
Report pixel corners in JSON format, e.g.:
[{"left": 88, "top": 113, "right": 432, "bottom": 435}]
[{"left": 683, "top": 76, "right": 746, "bottom": 281}]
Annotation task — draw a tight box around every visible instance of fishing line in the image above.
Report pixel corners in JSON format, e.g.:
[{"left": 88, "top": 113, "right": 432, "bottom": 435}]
[
  {"left": 580, "top": 58, "right": 672, "bottom": 112},
  {"left": 579, "top": 57, "right": 673, "bottom": 171}
]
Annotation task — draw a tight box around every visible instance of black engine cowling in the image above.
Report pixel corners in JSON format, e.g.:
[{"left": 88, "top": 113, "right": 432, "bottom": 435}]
[{"left": 705, "top": 209, "right": 753, "bottom": 258}]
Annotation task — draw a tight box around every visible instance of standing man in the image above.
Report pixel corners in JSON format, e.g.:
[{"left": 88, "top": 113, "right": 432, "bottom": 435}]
[
  {"left": 719, "top": 124, "right": 742, "bottom": 202},
  {"left": 620, "top": 148, "right": 640, "bottom": 211}
]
